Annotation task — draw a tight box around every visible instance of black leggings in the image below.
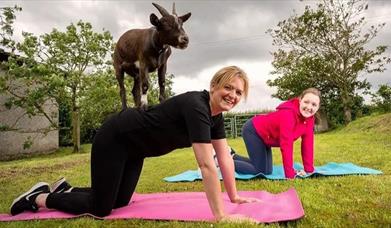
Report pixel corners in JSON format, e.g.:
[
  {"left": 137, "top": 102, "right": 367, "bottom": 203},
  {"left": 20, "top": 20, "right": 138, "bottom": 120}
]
[{"left": 46, "top": 116, "right": 144, "bottom": 217}]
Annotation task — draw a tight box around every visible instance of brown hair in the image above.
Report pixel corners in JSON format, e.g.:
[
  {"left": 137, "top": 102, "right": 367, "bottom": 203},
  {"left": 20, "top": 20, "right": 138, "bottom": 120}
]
[
  {"left": 300, "top": 88, "right": 321, "bottom": 101},
  {"left": 300, "top": 88, "right": 322, "bottom": 124},
  {"left": 209, "top": 66, "right": 249, "bottom": 99}
]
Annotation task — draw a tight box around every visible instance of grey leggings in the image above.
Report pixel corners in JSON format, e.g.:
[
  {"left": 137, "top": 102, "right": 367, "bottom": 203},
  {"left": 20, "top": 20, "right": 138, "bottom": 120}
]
[{"left": 233, "top": 118, "right": 273, "bottom": 174}]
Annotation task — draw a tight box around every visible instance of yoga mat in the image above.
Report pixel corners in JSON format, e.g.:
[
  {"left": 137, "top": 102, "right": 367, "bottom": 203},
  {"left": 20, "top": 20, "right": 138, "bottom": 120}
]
[
  {"left": 164, "top": 162, "right": 383, "bottom": 182},
  {"left": 0, "top": 188, "right": 304, "bottom": 223}
]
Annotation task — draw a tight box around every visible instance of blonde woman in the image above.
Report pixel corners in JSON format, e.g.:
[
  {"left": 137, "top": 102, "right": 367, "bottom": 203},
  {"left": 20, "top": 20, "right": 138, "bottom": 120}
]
[{"left": 11, "top": 66, "right": 258, "bottom": 222}]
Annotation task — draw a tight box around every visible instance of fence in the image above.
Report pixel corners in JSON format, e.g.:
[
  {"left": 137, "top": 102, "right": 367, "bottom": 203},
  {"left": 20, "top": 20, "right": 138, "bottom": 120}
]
[
  {"left": 224, "top": 114, "right": 256, "bottom": 138},
  {"left": 224, "top": 112, "right": 325, "bottom": 138}
]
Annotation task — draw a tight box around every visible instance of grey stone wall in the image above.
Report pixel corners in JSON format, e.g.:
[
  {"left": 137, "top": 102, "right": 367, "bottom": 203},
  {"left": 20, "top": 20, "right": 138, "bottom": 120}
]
[{"left": 0, "top": 74, "right": 59, "bottom": 160}]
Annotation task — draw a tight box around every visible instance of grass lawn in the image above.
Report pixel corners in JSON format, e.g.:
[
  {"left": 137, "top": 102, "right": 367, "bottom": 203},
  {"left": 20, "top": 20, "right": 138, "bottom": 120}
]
[{"left": 0, "top": 113, "right": 390, "bottom": 227}]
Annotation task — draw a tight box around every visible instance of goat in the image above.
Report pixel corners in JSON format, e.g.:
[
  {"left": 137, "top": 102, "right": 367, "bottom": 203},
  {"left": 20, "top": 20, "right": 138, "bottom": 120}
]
[{"left": 113, "top": 2, "right": 191, "bottom": 109}]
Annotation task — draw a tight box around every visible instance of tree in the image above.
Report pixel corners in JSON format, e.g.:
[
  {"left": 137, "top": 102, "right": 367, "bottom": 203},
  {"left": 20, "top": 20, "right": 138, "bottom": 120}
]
[
  {"left": 3, "top": 20, "right": 113, "bottom": 152},
  {"left": 0, "top": 6, "right": 41, "bottom": 149},
  {"left": 79, "top": 70, "right": 175, "bottom": 144},
  {"left": 0, "top": 5, "right": 21, "bottom": 52},
  {"left": 78, "top": 68, "right": 121, "bottom": 143},
  {"left": 267, "top": 0, "right": 390, "bottom": 124},
  {"left": 372, "top": 84, "right": 391, "bottom": 112},
  {"left": 1, "top": 8, "right": 176, "bottom": 152},
  {"left": 147, "top": 72, "right": 175, "bottom": 105}
]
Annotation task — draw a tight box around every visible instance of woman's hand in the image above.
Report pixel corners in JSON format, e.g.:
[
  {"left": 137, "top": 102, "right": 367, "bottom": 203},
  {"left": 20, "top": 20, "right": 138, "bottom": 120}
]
[{"left": 231, "top": 195, "right": 261, "bottom": 204}]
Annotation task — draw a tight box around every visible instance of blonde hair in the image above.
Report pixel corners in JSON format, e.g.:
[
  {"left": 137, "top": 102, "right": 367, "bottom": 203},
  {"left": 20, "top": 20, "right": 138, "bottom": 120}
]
[{"left": 209, "top": 66, "right": 249, "bottom": 99}]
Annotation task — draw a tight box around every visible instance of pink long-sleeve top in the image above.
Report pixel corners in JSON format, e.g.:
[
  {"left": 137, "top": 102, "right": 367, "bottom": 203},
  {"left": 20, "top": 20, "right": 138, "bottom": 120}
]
[{"left": 252, "top": 98, "right": 315, "bottom": 179}]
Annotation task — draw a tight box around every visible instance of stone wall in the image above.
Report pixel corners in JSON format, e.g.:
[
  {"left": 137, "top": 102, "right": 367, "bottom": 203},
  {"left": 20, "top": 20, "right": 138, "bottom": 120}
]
[{"left": 0, "top": 70, "right": 59, "bottom": 160}]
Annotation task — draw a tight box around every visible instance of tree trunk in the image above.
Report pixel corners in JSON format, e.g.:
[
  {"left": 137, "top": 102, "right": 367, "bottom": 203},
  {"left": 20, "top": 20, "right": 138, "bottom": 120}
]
[
  {"left": 341, "top": 93, "right": 352, "bottom": 124},
  {"left": 343, "top": 107, "right": 352, "bottom": 124},
  {"left": 315, "top": 109, "right": 329, "bottom": 132},
  {"left": 72, "top": 110, "right": 80, "bottom": 153}
]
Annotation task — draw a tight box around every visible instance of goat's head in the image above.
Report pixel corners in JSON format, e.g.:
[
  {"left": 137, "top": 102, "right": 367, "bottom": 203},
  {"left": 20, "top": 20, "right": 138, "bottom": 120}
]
[{"left": 150, "top": 3, "right": 191, "bottom": 49}]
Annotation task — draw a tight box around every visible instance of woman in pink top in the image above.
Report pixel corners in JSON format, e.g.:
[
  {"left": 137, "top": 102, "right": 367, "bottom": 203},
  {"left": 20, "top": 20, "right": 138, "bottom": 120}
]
[{"left": 232, "top": 88, "right": 321, "bottom": 179}]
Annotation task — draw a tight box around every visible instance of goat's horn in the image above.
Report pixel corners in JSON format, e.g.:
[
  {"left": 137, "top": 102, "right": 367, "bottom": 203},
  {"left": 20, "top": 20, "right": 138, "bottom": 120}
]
[
  {"left": 172, "top": 2, "right": 177, "bottom": 15},
  {"left": 152, "top": 3, "right": 169, "bottom": 16}
]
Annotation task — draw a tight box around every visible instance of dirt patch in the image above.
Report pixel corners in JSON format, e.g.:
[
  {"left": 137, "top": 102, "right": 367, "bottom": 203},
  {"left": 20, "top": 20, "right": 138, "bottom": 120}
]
[{"left": 0, "top": 158, "right": 87, "bottom": 179}]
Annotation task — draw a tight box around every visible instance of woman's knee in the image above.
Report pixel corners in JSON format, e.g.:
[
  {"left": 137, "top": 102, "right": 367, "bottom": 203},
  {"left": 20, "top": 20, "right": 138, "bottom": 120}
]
[
  {"left": 91, "top": 195, "right": 115, "bottom": 217},
  {"left": 263, "top": 167, "right": 273, "bottom": 175},
  {"left": 114, "top": 198, "right": 130, "bottom": 209},
  {"left": 253, "top": 161, "right": 273, "bottom": 174},
  {"left": 93, "top": 207, "right": 112, "bottom": 217}
]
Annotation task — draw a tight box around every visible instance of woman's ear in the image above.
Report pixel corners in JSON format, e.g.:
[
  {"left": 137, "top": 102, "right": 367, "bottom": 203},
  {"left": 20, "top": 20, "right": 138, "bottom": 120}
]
[{"left": 210, "top": 83, "right": 215, "bottom": 93}]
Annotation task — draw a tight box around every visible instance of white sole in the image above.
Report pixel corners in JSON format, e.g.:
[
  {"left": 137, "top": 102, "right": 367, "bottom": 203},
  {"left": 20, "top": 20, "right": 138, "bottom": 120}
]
[
  {"left": 10, "top": 182, "right": 49, "bottom": 209},
  {"left": 50, "top": 177, "right": 66, "bottom": 192}
]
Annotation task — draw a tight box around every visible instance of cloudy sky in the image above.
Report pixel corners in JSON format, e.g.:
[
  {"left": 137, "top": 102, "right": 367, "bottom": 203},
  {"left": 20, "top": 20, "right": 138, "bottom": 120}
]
[{"left": 3, "top": 0, "right": 391, "bottom": 111}]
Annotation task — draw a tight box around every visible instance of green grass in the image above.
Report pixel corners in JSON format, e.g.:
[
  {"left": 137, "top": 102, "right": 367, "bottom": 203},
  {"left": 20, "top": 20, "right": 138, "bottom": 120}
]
[{"left": 1, "top": 113, "right": 390, "bottom": 227}]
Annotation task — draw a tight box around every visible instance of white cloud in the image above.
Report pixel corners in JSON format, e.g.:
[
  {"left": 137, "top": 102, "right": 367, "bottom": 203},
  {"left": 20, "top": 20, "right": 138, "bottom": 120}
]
[
  {"left": 117, "top": 18, "right": 146, "bottom": 34},
  {"left": 3, "top": 0, "right": 390, "bottom": 113}
]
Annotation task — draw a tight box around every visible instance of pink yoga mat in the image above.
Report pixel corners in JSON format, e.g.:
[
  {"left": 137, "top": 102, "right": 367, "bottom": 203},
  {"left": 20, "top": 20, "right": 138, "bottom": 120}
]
[{"left": 0, "top": 188, "right": 304, "bottom": 223}]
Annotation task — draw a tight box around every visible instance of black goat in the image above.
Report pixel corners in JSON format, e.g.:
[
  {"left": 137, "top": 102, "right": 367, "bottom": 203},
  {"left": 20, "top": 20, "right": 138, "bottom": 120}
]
[{"left": 113, "top": 2, "right": 191, "bottom": 109}]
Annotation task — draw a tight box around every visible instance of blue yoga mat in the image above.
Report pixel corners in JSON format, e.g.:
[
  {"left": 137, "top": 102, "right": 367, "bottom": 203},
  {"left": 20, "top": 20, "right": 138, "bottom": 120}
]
[{"left": 163, "top": 162, "right": 382, "bottom": 182}]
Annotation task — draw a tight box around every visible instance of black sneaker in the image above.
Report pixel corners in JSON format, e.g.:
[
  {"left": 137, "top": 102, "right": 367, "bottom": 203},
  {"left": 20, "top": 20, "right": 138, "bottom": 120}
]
[
  {"left": 10, "top": 182, "right": 50, "bottom": 216},
  {"left": 229, "top": 147, "right": 236, "bottom": 157},
  {"left": 212, "top": 147, "right": 236, "bottom": 168},
  {"left": 50, "top": 177, "right": 73, "bottom": 193}
]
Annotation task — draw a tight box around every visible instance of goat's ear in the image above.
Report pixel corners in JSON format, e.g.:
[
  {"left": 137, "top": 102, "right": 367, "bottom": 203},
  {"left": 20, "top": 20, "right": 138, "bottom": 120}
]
[
  {"left": 179, "top": 12, "right": 191, "bottom": 23},
  {"left": 150, "top": 13, "right": 160, "bottom": 27}
]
